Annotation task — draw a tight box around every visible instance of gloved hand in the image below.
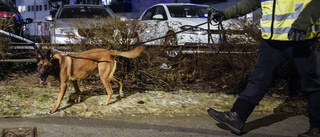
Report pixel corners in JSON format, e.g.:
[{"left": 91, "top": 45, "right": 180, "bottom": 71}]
[
  {"left": 209, "top": 10, "right": 225, "bottom": 24},
  {"left": 287, "top": 27, "right": 307, "bottom": 41}
]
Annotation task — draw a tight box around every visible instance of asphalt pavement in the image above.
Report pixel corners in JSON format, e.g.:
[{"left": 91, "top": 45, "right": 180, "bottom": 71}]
[{"left": 0, "top": 114, "right": 309, "bottom": 137}]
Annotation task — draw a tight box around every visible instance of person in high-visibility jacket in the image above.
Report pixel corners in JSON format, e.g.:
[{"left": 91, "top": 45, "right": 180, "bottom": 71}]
[{"left": 207, "top": 0, "right": 320, "bottom": 136}]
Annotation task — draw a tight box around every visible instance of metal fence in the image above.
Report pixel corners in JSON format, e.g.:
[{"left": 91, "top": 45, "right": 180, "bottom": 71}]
[{"left": 26, "top": 21, "right": 50, "bottom": 39}]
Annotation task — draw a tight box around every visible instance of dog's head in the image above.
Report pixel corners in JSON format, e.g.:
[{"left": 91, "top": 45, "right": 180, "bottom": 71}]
[{"left": 36, "top": 50, "right": 55, "bottom": 84}]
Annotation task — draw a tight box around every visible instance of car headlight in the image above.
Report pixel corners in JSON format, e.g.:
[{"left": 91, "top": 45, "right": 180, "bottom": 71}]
[
  {"left": 54, "top": 28, "right": 66, "bottom": 35},
  {"left": 54, "top": 28, "right": 72, "bottom": 35},
  {"left": 180, "top": 25, "right": 208, "bottom": 35}
]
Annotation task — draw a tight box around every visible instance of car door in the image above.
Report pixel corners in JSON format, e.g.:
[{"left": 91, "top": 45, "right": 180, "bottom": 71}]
[{"left": 139, "top": 5, "right": 170, "bottom": 45}]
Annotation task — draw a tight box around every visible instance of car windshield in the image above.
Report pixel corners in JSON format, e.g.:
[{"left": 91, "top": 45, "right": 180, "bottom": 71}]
[
  {"left": 167, "top": 5, "right": 212, "bottom": 18},
  {"left": 57, "top": 6, "right": 112, "bottom": 19}
]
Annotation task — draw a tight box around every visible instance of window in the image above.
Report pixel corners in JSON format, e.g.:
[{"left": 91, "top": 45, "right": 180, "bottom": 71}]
[
  {"left": 44, "top": 4, "right": 47, "bottom": 10},
  {"left": 28, "top": 6, "right": 31, "bottom": 11},
  {"left": 167, "top": 5, "right": 211, "bottom": 18},
  {"left": 18, "top": 6, "right": 26, "bottom": 12},
  {"left": 141, "top": 6, "right": 167, "bottom": 20},
  {"left": 141, "top": 7, "right": 156, "bottom": 20},
  {"left": 155, "top": 6, "right": 167, "bottom": 20},
  {"left": 58, "top": 7, "right": 113, "bottom": 19}
]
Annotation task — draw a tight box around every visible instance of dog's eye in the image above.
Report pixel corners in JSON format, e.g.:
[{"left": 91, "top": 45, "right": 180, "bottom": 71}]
[
  {"left": 38, "top": 64, "right": 42, "bottom": 70},
  {"left": 44, "top": 65, "right": 49, "bottom": 70}
]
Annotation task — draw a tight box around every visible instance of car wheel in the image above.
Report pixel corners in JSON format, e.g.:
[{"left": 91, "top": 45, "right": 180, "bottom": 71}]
[
  {"left": 154, "top": 31, "right": 185, "bottom": 69},
  {"left": 164, "top": 31, "right": 177, "bottom": 46},
  {"left": 163, "top": 31, "right": 181, "bottom": 58}
]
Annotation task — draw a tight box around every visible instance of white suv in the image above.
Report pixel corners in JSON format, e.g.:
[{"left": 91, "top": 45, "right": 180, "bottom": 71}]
[{"left": 138, "top": 3, "right": 220, "bottom": 47}]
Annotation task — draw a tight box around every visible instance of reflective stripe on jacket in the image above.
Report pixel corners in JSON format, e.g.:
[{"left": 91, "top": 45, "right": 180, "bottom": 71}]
[{"left": 261, "top": 0, "right": 320, "bottom": 41}]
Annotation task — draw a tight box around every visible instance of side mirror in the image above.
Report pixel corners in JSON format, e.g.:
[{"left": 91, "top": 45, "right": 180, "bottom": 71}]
[
  {"left": 25, "top": 18, "right": 33, "bottom": 24},
  {"left": 45, "top": 15, "right": 53, "bottom": 21},
  {"left": 152, "top": 14, "right": 164, "bottom": 20}
]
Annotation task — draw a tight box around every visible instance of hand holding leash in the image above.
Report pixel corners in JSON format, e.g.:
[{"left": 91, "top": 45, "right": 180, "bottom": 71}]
[
  {"left": 207, "top": 9, "right": 238, "bottom": 94},
  {"left": 208, "top": 10, "right": 225, "bottom": 24}
]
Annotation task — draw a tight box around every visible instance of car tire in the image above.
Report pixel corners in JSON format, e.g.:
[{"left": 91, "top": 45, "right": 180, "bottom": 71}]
[{"left": 163, "top": 31, "right": 181, "bottom": 58}]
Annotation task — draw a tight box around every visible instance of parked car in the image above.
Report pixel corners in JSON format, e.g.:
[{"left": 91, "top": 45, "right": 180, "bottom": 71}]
[
  {"left": 0, "top": 0, "right": 33, "bottom": 38},
  {"left": 138, "top": 3, "right": 220, "bottom": 47},
  {"left": 46, "top": 4, "right": 116, "bottom": 44}
]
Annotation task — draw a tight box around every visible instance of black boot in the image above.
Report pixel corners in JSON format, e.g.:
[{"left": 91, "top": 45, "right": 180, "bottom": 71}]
[
  {"left": 298, "top": 128, "right": 320, "bottom": 137},
  {"left": 207, "top": 108, "right": 244, "bottom": 134}
]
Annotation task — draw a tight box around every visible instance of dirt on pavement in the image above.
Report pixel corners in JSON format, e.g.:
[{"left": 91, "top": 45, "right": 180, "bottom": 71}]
[{"left": 0, "top": 62, "right": 307, "bottom": 118}]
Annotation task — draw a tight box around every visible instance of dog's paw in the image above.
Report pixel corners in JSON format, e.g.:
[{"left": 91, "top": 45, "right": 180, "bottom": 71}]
[
  {"left": 100, "top": 102, "right": 109, "bottom": 106},
  {"left": 68, "top": 94, "right": 81, "bottom": 103},
  {"left": 75, "top": 96, "right": 81, "bottom": 103},
  {"left": 48, "top": 110, "right": 55, "bottom": 114},
  {"left": 120, "top": 92, "right": 124, "bottom": 98}
]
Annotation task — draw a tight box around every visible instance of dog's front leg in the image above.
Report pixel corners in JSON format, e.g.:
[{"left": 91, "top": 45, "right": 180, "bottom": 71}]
[{"left": 50, "top": 82, "right": 68, "bottom": 113}]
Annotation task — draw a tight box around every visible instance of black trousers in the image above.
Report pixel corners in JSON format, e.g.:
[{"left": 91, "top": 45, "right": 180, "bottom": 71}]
[{"left": 230, "top": 39, "right": 320, "bottom": 128}]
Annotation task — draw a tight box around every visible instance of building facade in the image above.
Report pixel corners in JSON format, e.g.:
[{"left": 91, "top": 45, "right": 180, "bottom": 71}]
[{"left": 16, "top": 0, "right": 53, "bottom": 37}]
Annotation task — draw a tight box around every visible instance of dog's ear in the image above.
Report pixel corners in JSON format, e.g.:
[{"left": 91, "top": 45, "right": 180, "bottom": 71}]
[
  {"left": 36, "top": 50, "right": 43, "bottom": 62},
  {"left": 46, "top": 50, "right": 54, "bottom": 61}
]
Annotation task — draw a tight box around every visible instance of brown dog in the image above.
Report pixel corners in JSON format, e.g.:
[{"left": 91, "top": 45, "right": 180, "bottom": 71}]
[{"left": 36, "top": 46, "right": 144, "bottom": 113}]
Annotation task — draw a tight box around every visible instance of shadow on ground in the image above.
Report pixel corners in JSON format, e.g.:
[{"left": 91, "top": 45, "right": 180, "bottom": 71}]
[
  {"left": 57, "top": 86, "right": 141, "bottom": 113},
  {"left": 216, "top": 98, "right": 307, "bottom": 135}
]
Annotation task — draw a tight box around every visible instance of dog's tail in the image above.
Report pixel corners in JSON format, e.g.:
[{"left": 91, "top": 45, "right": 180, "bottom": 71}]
[{"left": 112, "top": 46, "right": 144, "bottom": 58}]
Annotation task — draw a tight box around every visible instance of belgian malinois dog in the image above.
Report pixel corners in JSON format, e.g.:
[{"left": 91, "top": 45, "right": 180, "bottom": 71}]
[{"left": 36, "top": 46, "right": 144, "bottom": 113}]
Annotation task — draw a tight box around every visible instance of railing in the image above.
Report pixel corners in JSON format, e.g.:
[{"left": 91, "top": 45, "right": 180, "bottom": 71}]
[{"left": 0, "top": 29, "right": 38, "bottom": 62}]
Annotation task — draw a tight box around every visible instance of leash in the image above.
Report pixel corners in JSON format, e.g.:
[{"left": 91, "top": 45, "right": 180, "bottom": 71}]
[
  {"left": 126, "top": 9, "right": 239, "bottom": 93},
  {"left": 121, "top": 22, "right": 209, "bottom": 50},
  {"left": 207, "top": 9, "right": 239, "bottom": 94},
  {"left": 64, "top": 54, "right": 112, "bottom": 63},
  {"left": 58, "top": 21, "right": 210, "bottom": 54},
  {"left": 53, "top": 9, "right": 239, "bottom": 93}
]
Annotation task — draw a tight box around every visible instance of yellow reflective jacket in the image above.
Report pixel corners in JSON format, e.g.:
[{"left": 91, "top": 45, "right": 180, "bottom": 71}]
[{"left": 223, "top": 0, "right": 320, "bottom": 41}]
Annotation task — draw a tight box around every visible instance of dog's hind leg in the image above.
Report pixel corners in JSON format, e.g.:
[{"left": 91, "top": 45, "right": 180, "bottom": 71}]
[
  {"left": 101, "top": 78, "right": 113, "bottom": 106},
  {"left": 71, "top": 80, "right": 81, "bottom": 103},
  {"left": 110, "top": 60, "right": 123, "bottom": 97},
  {"left": 112, "top": 76, "right": 123, "bottom": 97},
  {"left": 98, "top": 63, "right": 114, "bottom": 106}
]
